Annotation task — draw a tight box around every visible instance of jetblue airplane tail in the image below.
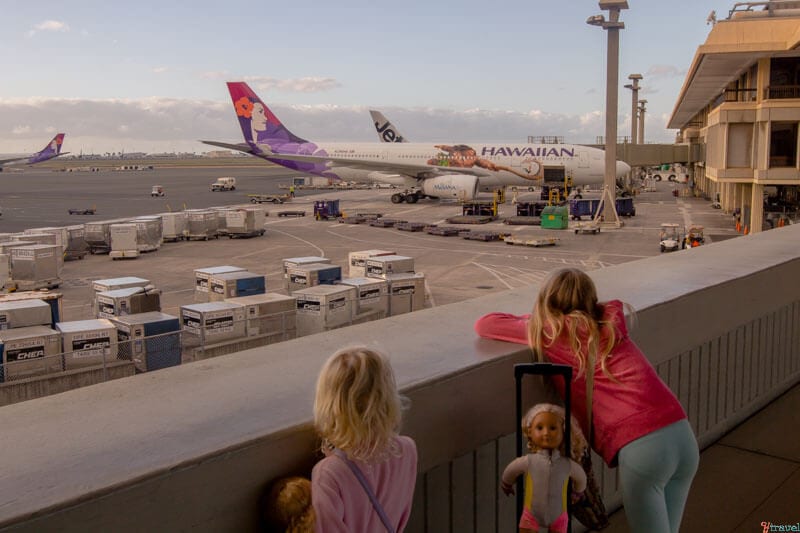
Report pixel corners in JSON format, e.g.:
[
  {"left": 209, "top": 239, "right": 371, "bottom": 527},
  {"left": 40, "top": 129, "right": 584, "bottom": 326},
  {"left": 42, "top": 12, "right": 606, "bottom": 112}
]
[{"left": 226, "top": 82, "right": 308, "bottom": 151}]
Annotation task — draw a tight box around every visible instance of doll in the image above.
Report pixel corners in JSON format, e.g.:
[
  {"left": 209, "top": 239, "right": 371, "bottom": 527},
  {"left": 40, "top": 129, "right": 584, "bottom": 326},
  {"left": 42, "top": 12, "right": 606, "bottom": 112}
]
[
  {"left": 501, "top": 403, "right": 588, "bottom": 533},
  {"left": 262, "top": 476, "right": 315, "bottom": 533}
]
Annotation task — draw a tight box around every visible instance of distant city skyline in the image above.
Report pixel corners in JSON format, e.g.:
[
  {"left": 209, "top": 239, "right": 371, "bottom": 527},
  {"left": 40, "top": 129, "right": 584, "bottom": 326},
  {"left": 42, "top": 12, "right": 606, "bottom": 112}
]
[{"left": 1, "top": 0, "right": 730, "bottom": 153}]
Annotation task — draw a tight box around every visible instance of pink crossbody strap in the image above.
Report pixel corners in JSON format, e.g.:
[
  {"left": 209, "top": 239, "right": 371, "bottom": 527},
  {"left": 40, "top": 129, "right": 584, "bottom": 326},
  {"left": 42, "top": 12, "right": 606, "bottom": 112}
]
[{"left": 333, "top": 449, "right": 395, "bottom": 533}]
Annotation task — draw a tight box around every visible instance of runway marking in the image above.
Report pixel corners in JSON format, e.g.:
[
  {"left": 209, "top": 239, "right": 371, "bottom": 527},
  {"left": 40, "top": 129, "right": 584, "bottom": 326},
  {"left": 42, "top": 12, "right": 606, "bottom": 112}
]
[
  {"left": 248, "top": 228, "right": 325, "bottom": 257},
  {"left": 471, "top": 262, "right": 515, "bottom": 289}
]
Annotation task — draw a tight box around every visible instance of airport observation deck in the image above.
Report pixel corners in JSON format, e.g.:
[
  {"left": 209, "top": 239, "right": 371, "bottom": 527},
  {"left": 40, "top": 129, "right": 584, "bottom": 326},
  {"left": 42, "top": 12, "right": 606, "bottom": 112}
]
[{"left": 0, "top": 189, "right": 798, "bottom": 531}]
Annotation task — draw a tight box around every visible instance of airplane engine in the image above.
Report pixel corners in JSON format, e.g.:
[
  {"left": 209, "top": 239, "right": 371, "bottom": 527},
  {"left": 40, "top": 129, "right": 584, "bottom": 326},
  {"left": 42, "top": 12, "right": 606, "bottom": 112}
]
[{"left": 421, "top": 174, "right": 479, "bottom": 201}]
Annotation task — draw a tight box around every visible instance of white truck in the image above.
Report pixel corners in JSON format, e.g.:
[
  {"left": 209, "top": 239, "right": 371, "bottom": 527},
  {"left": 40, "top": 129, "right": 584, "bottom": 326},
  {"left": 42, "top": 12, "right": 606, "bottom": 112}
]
[{"left": 211, "top": 177, "right": 236, "bottom": 192}]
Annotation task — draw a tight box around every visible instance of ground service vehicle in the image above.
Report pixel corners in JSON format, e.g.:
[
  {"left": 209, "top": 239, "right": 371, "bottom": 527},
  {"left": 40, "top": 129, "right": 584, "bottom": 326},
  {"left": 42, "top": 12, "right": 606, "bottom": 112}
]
[
  {"left": 211, "top": 177, "right": 236, "bottom": 191},
  {"left": 314, "top": 199, "right": 341, "bottom": 220},
  {"left": 151, "top": 185, "right": 165, "bottom": 197},
  {"left": 660, "top": 223, "right": 684, "bottom": 252},
  {"left": 248, "top": 193, "right": 288, "bottom": 204}
]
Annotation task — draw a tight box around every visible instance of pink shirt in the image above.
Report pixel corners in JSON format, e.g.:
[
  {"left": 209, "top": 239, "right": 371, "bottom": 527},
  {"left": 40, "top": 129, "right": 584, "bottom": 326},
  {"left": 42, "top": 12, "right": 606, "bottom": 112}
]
[
  {"left": 312, "top": 435, "right": 417, "bottom": 532},
  {"left": 474, "top": 300, "right": 687, "bottom": 467}
]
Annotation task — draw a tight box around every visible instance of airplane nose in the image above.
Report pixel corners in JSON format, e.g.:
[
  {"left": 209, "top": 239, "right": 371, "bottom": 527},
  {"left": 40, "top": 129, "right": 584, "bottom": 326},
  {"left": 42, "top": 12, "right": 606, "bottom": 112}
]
[{"left": 616, "top": 160, "right": 631, "bottom": 177}]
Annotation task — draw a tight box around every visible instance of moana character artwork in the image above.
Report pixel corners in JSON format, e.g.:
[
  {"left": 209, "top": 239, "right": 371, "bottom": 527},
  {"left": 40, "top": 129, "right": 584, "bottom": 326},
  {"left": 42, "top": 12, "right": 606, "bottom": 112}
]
[{"left": 427, "top": 144, "right": 542, "bottom": 181}]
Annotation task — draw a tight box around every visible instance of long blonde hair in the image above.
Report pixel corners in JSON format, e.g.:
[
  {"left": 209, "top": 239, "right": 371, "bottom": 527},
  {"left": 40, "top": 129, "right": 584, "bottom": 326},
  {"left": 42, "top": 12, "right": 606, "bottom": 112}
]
[
  {"left": 522, "top": 403, "right": 588, "bottom": 461},
  {"left": 314, "top": 347, "right": 404, "bottom": 462},
  {"left": 263, "top": 476, "right": 315, "bottom": 533},
  {"left": 528, "top": 268, "right": 618, "bottom": 381}
]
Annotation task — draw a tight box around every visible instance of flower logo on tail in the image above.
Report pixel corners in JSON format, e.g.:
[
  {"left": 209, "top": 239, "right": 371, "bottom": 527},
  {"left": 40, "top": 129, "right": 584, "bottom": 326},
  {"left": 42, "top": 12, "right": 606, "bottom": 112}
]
[{"left": 235, "top": 97, "right": 254, "bottom": 119}]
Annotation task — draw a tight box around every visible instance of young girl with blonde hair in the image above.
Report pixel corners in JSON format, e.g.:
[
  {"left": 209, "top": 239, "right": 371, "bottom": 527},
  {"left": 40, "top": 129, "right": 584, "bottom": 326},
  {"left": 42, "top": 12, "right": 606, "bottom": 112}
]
[
  {"left": 312, "top": 347, "right": 417, "bottom": 532},
  {"left": 476, "top": 268, "right": 699, "bottom": 533}
]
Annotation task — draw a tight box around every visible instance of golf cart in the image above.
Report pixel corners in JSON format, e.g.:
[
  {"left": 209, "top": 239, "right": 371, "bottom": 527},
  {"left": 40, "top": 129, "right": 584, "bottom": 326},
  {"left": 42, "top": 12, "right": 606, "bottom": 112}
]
[
  {"left": 659, "top": 223, "right": 684, "bottom": 253},
  {"left": 151, "top": 185, "right": 165, "bottom": 197},
  {"left": 685, "top": 225, "right": 705, "bottom": 248}
]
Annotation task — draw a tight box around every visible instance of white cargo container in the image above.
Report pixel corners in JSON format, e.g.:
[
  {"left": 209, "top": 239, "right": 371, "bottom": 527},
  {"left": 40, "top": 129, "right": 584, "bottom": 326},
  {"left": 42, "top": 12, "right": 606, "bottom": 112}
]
[
  {"left": 338, "top": 277, "right": 389, "bottom": 319},
  {"left": 286, "top": 263, "right": 342, "bottom": 293},
  {"left": 0, "top": 291, "right": 63, "bottom": 326},
  {"left": 185, "top": 210, "right": 219, "bottom": 240},
  {"left": 109, "top": 223, "right": 140, "bottom": 259},
  {"left": 294, "top": 285, "right": 356, "bottom": 337},
  {"left": 25, "top": 227, "right": 68, "bottom": 253},
  {"left": 282, "top": 256, "right": 331, "bottom": 279},
  {"left": 56, "top": 319, "right": 117, "bottom": 370},
  {"left": 0, "top": 326, "right": 62, "bottom": 383},
  {"left": 110, "top": 312, "right": 181, "bottom": 372},
  {"left": 0, "top": 241, "right": 36, "bottom": 256},
  {"left": 194, "top": 265, "right": 245, "bottom": 303},
  {"left": 225, "top": 208, "right": 266, "bottom": 238},
  {"left": 385, "top": 272, "right": 426, "bottom": 316},
  {"left": 84, "top": 220, "right": 127, "bottom": 254},
  {"left": 132, "top": 216, "right": 163, "bottom": 251},
  {"left": 96, "top": 287, "right": 161, "bottom": 318},
  {"left": 19, "top": 232, "right": 59, "bottom": 249},
  {"left": 10, "top": 244, "right": 61, "bottom": 289},
  {"left": 0, "top": 299, "right": 53, "bottom": 330},
  {"left": 348, "top": 249, "right": 396, "bottom": 277},
  {"left": 180, "top": 301, "right": 247, "bottom": 344},
  {"left": 209, "top": 207, "right": 234, "bottom": 236},
  {"left": 65, "top": 225, "right": 89, "bottom": 260},
  {"left": 208, "top": 271, "right": 266, "bottom": 301},
  {"left": 0, "top": 253, "right": 7, "bottom": 291},
  {"left": 365, "top": 255, "right": 415, "bottom": 278},
  {"left": 226, "top": 293, "right": 297, "bottom": 339},
  {"left": 92, "top": 276, "right": 151, "bottom": 294},
  {"left": 159, "top": 212, "right": 188, "bottom": 242}
]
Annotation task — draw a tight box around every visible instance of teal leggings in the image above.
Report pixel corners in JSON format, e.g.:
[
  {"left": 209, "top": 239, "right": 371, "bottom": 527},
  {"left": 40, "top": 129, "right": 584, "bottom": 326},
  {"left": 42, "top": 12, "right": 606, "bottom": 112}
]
[{"left": 618, "top": 419, "right": 699, "bottom": 533}]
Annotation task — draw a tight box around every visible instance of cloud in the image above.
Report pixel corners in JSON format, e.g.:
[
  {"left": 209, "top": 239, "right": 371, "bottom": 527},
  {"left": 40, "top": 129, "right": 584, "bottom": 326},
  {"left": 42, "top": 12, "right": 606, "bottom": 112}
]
[
  {"left": 200, "top": 71, "right": 229, "bottom": 80},
  {"left": 0, "top": 96, "right": 677, "bottom": 153},
  {"left": 243, "top": 76, "right": 342, "bottom": 93},
  {"left": 645, "top": 65, "right": 686, "bottom": 80},
  {"left": 152, "top": 67, "right": 168, "bottom": 74},
  {"left": 27, "top": 20, "right": 70, "bottom": 37}
]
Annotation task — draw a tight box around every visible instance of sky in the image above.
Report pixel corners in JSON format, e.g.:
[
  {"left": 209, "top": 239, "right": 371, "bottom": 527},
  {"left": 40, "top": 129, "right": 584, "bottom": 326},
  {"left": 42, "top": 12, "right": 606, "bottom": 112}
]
[{"left": 0, "top": 0, "right": 732, "bottom": 154}]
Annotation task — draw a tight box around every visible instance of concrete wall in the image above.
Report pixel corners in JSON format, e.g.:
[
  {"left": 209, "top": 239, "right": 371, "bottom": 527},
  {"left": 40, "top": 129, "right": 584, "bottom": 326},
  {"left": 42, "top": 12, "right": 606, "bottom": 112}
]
[{"left": 1, "top": 225, "right": 799, "bottom": 532}]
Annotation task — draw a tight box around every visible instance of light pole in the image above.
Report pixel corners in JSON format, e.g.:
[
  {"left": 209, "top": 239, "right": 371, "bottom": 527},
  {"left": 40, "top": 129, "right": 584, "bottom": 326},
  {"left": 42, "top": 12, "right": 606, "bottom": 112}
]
[
  {"left": 624, "top": 73, "right": 643, "bottom": 144},
  {"left": 587, "top": 0, "right": 628, "bottom": 226},
  {"left": 638, "top": 99, "right": 648, "bottom": 145}
]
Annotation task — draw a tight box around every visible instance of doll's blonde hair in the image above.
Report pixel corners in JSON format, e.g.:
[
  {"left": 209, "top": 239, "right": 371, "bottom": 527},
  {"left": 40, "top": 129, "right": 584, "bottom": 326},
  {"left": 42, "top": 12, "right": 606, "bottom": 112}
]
[
  {"left": 528, "top": 268, "right": 619, "bottom": 382},
  {"left": 522, "top": 403, "right": 588, "bottom": 461},
  {"left": 314, "top": 347, "right": 404, "bottom": 462},
  {"left": 263, "top": 476, "right": 315, "bottom": 533}
]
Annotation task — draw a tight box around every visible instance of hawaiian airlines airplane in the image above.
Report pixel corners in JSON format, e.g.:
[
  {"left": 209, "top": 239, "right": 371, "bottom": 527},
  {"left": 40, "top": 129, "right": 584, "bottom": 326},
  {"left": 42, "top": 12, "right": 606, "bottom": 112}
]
[
  {"left": 203, "top": 82, "right": 629, "bottom": 202},
  {"left": 0, "top": 133, "right": 67, "bottom": 171}
]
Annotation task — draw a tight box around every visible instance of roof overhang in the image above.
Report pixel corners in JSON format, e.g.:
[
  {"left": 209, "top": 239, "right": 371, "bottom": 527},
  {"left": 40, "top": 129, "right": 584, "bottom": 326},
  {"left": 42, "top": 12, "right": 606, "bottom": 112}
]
[{"left": 668, "top": 17, "right": 800, "bottom": 130}]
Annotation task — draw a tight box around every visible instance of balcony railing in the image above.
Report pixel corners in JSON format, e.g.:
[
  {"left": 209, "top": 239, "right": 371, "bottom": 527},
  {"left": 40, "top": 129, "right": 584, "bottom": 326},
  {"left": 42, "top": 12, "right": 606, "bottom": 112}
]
[
  {"left": 723, "top": 88, "right": 757, "bottom": 102},
  {"left": 764, "top": 85, "right": 800, "bottom": 99},
  {"left": 0, "top": 225, "right": 799, "bottom": 531}
]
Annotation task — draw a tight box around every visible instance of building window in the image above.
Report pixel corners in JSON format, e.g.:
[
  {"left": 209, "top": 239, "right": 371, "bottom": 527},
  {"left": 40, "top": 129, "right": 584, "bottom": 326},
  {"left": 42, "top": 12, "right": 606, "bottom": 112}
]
[
  {"left": 727, "top": 123, "right": 753, "bottom": 168},
  {"left": 768, "top": 58, "right": 800, "bottom": 99},
  {"left": 769, "top": 122, "right": 798, "bottom": 168}
]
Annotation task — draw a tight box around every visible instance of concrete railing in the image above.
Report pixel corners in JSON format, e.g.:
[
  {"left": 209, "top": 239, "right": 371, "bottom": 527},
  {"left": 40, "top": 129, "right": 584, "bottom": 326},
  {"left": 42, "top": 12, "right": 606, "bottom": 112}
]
[{"left": 1, "top": 225, "right": 799, "bottom": 532}]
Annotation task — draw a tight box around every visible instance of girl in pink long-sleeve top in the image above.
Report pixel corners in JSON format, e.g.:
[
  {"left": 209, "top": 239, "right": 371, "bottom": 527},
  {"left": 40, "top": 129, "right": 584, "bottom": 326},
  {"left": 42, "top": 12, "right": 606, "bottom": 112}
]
[
  {"left": 475, "top": 268, "right": 699, "bottom": 533},
  {"left": 311, "top": 347, "right": 417, "bottom": 533}
]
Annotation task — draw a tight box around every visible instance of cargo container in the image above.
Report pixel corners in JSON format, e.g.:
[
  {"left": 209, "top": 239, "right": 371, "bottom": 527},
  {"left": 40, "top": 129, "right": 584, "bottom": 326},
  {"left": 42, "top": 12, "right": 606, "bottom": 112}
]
[
  {"left": 185, "top": 210, "right": 219, "bottom": 240},
  {"left": 158, "top": 212, "right": 188, "bottom": 242},
  {"left": 347, "top": 249, "right": 396, "bottom": 277},
  {"left": 0, "top": 291, "right": 63, "bottom": 325},
  {"left": 0, "top": 299, "right": 53, "bottom": 330},
  {"left": 56, "top": 319, "right": 117, "bottom": 370},
  {"left": 282, "top": 256, "right": 331, "bottom": 279},
  {"left": 132, "top": 216, "right": 163, "bottom": 251},
  {"left": 0, "top": 326, "right": 62, "bottom": 383},
  {"left": 208, "top": 271, "right": 265, "bottom": 301},
  {"left": 540, "top": 206, "right": 570, "bottom": 229},
  {"left": 294, "top": 285, "right": 356, "bottom": 337},
  {"left": 225, "top": 208, "right": 266, "bottom": 238},
  {"left": 180, "top": 302, "right": 247, "bottom": 344},
  {"left": 10, "top": 244, "right": 61, "bottom": 289},
  {"left": 385, "top": 272, "right": 426, "bottom": 316},
  {"left": 65, "top": 225, "right": 89, "bottom": 260},
  {"left": 85, "top": 220, "right": 127, "bottom": 254},
  {"left": 338, "top": 277, "right": 389, "bottom": 319},
  {"left": 365, "top": 255, "right": 415, "bottom": 278},
  {"left": 286, "top": 263, "right": 341, "bottom": 293},
  {"left": 0, "top": 253, "right": 7, "bottom": 290},
  {"left": 96, "top": 287, "right": 161, "bottom": 319},
  {"left": 110, "top": 312, "right": 181, "bottom": 372},
  {"left": 209, "top": 207, "right": 234, "bottom": 237},
  {"left": 109, "top": 223, "right": 140, "bottom": 259},
  {"left": 19, "top": 231, "right": 59, "bottom": 249},
  {"left": 225, "top": 293, "right": 296, "bottom": 339},
  {"left": 194, "top": 266, "right": 245, "bottom": 303},
  {"left": 92, "top": 276, "right": 151, "bottom": 294}
]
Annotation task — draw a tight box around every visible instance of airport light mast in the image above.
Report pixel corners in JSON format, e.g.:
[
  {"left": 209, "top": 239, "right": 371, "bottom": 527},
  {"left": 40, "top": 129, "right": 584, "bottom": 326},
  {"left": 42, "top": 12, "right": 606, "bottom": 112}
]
[
  {"left": 587, "top": 0, "right": 628, "bottom": 227},
  {"left": 625, "top": 73, "right": 643, "bottom": 144}
]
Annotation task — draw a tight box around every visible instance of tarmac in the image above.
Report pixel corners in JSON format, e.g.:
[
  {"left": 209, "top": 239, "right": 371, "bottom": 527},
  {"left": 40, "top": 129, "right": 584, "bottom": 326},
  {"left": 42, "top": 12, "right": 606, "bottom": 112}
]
[{"left": 5, "top": 166, "right": 794, "bottom": 531}]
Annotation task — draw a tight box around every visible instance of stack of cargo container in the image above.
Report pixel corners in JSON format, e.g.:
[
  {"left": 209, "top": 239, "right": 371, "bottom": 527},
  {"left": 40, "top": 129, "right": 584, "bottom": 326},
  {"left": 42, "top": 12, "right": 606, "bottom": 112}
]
[
  {"left": 194, "top": 266, "right": 245, "bottom": 303},
  {"left": 286, "top": 263, "right": 342, "bottom": 293},
  {"left": 282, "top": 256, "right": 331, "bottom": 282},
  {"left": 294, "top": 284, "right": 356, "bottom": 337},
  {"left": 95, "top": 286, "right": 161, "bottom": 319},
  {"left": 364, "top": 255, "right": 415, "bottom": 278},
  {"left": 348, "top": 249, "right": 396, "bottom": 277}
]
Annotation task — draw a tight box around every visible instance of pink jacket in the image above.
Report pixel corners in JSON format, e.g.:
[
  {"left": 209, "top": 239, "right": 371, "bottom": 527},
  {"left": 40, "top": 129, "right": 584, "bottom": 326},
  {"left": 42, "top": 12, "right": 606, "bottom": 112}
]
[
  {"left": 312, "top": 435, "right": 417, "bottom": 532},
  {"left": 474, "top": 300, "right": 686, "bottom": 467}
]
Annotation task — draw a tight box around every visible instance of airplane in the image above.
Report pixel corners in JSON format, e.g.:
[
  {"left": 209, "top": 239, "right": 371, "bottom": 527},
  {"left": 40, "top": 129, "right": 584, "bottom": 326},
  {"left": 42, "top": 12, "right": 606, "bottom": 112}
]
[
  {"left": 0, "top": 133, "right": 68, "bottom": 171},
  {"left": 203, "top": 82, "right": 630, "bottom": 203}
]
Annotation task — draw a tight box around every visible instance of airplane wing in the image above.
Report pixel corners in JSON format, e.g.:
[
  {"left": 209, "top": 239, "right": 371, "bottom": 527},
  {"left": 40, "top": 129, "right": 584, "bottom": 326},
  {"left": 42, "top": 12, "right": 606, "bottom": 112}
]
[
  {"left": 200, "top": 140, "right": 491, "bottom": 179},
  {"left": 0, "top": 155, "right": 29, "bottom": 166}
]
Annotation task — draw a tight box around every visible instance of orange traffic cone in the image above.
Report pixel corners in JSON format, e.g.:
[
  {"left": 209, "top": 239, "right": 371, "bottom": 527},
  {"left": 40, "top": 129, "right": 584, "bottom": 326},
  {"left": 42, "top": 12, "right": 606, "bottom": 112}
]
[
  {"left": 744, "top": 225, "right": 749, "bottom": 235},
  {"left": 735, "top": 220, "right": 741, "bottom": 232}
]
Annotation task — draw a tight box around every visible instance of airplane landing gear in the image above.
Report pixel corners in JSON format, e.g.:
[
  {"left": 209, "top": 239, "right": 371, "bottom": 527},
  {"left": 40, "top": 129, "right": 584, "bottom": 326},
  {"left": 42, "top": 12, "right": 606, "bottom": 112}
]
[{"left": 390, "top": 189, "right": 427, "bottom": 204}]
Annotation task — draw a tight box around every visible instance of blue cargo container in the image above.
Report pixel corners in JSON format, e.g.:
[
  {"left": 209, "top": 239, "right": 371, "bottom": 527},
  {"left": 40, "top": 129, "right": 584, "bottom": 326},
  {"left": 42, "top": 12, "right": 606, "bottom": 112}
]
[
  {"left": 110, "top": 312, "right": 181, "bottom": 373},
  {"left": 208, "top": 271, "right": 266, "bottom": 301},
  {"left": 570, "top": 197, "right": 636, "bottom": 219}
]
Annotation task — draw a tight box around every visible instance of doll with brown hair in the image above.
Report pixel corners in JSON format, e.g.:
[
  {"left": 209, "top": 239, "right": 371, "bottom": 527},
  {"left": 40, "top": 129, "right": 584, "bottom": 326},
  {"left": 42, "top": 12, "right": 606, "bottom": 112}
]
[
  {"left": 501, "top": 403, "right": 587, "bottom": 533},
  {"left": 262, "top": 476, "right": 315, "bottom": 533}
]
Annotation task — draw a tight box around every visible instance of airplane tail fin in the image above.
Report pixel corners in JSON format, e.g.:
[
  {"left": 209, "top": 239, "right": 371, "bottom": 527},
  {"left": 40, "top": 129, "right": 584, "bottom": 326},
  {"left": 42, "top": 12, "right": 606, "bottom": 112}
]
[
  {"left": 370, "top": 110, "right": 407, "bottom": 143},
  {"left": 226, "top": 82, "right": 308, "bottom": 152},
  {"left": 39, "top": 133, "right": 65, "bottom": 158}
]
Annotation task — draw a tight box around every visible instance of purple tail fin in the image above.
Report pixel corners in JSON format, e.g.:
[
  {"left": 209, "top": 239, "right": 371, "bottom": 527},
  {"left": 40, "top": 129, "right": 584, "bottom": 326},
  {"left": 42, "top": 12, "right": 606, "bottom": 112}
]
[
  {"left": 30, "top": 133, "right": 65, "bottom": 163},
  {"left": 226, "top": 82, "right": 308, "bottom": 150}
]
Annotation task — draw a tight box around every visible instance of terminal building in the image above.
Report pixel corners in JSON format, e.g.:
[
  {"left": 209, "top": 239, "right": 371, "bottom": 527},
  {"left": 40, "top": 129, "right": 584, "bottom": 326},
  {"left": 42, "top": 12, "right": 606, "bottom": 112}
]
[{"left": 669, "top": 0, "right": 800, "bottom": 233}]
